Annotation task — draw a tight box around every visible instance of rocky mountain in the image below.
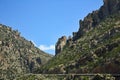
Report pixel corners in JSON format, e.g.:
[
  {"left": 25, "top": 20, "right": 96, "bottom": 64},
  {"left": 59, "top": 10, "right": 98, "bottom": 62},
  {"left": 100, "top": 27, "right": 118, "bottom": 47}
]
[
  {"left": 0, "top": 24, "right": 52, "bottom": 79},
  {"left": 36, "top": 0, "right": 120, "bottom": 79},
  {"left": 1, "top": 0, "right": 120, "bottom": 80},
  {"left": 73, "top": 0, "right": 120, "bottom": 40}
]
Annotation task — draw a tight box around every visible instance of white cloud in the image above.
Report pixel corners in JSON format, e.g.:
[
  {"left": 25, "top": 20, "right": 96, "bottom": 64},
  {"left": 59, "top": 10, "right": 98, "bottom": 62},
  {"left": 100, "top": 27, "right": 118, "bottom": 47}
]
[
  {"left": 39, "top": 45, "right": 55, "bottom": 51},
  {"left": 30, "top": 40, "right": 37, "bottom": 47}
]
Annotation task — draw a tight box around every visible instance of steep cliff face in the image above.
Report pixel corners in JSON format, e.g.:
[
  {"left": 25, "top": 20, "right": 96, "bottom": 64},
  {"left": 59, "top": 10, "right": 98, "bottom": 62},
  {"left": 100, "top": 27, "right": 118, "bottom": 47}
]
[
  {"left": 41, "top": 0, "right": 120, "bottom": 77},
  {"left": 0, "top": 24, "right": 52, "bottom": 79}
]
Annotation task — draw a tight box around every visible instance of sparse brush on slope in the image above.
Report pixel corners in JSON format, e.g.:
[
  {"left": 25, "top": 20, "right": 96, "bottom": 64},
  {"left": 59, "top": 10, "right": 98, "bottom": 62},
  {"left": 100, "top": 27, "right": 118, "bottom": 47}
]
[{"left": 0, "top": 24, "right": 52, "bottom": 79}]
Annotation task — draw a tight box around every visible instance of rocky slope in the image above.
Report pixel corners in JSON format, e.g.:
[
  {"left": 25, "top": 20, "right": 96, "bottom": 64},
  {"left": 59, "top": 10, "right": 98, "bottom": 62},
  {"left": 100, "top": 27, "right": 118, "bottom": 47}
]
[
  {"left": 37, "top": 0, "right": 120, "bottom": 79},
  {"left": 0, "top": 24, "right": 52, "bottom": 79}
]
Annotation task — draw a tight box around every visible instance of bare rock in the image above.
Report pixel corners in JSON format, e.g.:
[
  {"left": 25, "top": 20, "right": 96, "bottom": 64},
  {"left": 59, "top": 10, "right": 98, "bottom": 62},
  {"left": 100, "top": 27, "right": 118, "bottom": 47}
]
[{"left": 55, "top": 36, "right": 67, "bottom": 55}]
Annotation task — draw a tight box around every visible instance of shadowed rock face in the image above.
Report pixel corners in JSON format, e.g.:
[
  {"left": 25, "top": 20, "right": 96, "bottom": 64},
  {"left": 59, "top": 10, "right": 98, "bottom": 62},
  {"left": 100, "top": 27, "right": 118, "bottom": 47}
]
[{"left": 55, "top": 36, "right": 67, "bottom": 55}]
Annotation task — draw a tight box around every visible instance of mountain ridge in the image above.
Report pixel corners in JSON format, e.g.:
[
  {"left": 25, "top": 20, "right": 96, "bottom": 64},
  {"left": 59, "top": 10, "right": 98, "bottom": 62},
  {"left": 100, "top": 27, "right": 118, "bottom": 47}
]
[
  {"left": 0, "top": 24, "right": 52, "bottom": 79},
  {"left": 73, "top": 0, "right": 120, "bottom": 41}
]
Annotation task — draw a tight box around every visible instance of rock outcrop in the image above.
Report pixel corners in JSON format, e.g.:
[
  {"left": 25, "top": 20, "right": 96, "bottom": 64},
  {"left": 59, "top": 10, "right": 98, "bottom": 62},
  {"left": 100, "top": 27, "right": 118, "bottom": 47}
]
[{"left": 55, "top": 36, "right": 67, "bottom": 55}]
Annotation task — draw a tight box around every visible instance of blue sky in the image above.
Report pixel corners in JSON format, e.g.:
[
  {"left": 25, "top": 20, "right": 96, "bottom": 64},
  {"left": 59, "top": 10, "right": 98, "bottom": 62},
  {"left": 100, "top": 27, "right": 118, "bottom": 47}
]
[{"left": 0, "top": 0, "right": 103, "bottom": 55}]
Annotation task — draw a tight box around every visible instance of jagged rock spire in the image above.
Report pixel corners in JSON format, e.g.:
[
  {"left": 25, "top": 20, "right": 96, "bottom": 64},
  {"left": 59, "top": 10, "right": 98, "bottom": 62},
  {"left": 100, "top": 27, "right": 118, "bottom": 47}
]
[{"left": 55, "top": 36, "right": 67, "bottom": 55}]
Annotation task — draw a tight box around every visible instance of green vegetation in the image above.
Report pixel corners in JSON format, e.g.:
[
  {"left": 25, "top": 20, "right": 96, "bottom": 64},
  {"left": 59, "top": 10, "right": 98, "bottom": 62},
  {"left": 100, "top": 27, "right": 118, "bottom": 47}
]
[
  {"left": 14, "top": 11, "right": 120, "bottom": 80},
  {"left": 39, "top": 13, "right": 120, "bottom": 75}
]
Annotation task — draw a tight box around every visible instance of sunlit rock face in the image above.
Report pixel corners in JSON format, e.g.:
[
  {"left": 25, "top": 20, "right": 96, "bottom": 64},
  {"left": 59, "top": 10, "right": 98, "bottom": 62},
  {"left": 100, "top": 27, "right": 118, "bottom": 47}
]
[{"left": 55, "top": 36, "right": 67, "bottom": 55}]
